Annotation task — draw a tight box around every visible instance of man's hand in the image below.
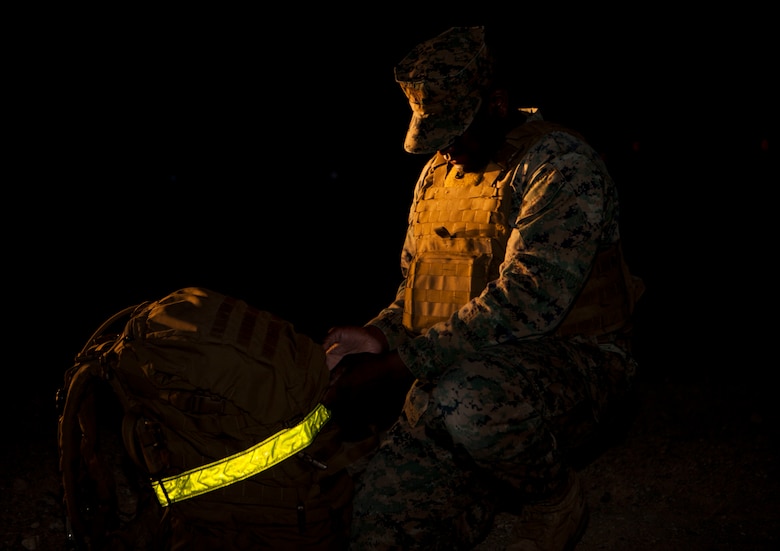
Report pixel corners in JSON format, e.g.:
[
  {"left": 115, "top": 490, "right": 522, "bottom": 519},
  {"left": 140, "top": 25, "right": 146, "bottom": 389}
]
[
  {"left": 322, "top": 325, "right": 389, "bottom": 370},
  {"left": 323, "top": 351, "right": 414, "bottom": 439}
]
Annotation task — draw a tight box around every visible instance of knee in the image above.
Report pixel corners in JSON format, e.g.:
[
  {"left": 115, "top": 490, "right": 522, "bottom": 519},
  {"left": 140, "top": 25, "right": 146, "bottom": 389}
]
[{"left": 434, "top": 375, "right": 540, "bottom": 456}]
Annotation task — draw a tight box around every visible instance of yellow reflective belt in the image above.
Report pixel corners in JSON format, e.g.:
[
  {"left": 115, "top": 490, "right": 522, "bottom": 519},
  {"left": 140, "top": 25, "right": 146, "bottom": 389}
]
[{"left": 151, "top": 403, "right": 331, "bottom": 506}]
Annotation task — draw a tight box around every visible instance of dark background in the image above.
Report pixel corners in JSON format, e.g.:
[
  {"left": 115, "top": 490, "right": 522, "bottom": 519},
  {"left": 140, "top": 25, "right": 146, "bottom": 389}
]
[{"left": 5, "top": 8, "right": 774, "bottom": 420}]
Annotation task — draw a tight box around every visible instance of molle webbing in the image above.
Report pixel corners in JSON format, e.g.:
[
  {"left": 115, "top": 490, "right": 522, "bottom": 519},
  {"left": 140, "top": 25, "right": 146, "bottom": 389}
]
[
  {"left": 112, "top": 288, "right": 334, "bottom": 503},
  {"left": 403, "top": 120, "right": 569, "bottom": 333},
  {"left": 403, "top": 167, "right": 512, "bottom": 333},
  {"left": 555, "top": 241, "right": 645, "bottom": 337}
]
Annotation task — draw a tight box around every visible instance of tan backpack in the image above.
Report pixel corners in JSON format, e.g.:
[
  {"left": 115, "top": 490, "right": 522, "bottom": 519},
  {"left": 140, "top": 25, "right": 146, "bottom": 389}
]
[{"left": 56, "top": 287, "right": 354, "bottom": 550}]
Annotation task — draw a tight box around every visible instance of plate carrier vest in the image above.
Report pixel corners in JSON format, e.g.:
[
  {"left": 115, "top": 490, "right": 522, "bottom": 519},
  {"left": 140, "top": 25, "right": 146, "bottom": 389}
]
[{"left": 402, "top": 121, "right": 644, "bottom": 338}]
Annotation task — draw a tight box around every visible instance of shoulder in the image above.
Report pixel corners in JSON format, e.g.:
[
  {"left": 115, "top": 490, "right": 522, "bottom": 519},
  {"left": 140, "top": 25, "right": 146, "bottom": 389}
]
[{"left": 520, "top": 121, "right": 600, "bottom": 170}]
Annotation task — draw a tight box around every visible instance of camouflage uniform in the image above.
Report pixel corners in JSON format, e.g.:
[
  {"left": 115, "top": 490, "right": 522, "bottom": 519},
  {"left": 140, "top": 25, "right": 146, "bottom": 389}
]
[{"left": 348, "top": 27, "right": 643, "bottom": 550}]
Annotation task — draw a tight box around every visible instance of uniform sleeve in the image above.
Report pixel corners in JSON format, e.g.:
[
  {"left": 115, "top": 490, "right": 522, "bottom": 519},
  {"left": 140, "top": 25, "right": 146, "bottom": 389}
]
[{"left": 396, "top": 133, "right": 612, "bottom": 380}]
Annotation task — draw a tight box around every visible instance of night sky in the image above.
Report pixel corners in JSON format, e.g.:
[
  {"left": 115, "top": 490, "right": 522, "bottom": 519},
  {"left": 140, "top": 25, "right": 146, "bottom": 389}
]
[{"left": 6, "top": 9, "right": 773, "bottom": 414}]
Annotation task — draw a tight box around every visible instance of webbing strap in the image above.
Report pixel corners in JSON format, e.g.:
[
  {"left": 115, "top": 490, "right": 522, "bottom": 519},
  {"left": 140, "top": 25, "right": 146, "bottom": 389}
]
[{"left": 151, "top": 403, "right": 331, "bottom": 506}]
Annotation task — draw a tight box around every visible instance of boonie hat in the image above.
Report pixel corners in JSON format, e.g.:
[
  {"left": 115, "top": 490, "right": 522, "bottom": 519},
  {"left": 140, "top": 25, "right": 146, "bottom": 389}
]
[{"left": 394, "top": 26, "right": 494, "bottom": 154}]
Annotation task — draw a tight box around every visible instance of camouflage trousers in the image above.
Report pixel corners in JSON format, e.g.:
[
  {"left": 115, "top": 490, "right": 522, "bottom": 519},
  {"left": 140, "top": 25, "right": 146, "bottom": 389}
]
[{"left": 348, "top": 337, "right": 637, "bottom": 550}]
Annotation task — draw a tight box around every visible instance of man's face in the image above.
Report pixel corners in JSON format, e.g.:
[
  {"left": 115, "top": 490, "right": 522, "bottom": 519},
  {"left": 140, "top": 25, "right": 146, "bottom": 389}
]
[{"left": 437, "top": 111, "right": 500, "bottom": 173}]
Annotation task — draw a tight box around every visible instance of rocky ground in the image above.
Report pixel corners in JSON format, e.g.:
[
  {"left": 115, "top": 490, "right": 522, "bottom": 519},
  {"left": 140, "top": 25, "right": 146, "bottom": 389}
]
[
  {"left": 475, "top": 372, "right": 780, "bottom": 550},
  {"left": 2, "top": 367, "right": 778, "bottom": 550}
]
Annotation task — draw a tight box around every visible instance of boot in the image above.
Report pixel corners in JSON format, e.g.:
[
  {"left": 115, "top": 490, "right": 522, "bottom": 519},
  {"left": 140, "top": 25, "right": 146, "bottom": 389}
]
[{"left": 506, "top": 470, "right": 589, "bottom": 551}]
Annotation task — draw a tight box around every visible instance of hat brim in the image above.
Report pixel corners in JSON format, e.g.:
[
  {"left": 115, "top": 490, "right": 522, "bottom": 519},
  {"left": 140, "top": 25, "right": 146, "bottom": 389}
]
[{"left": 403, "top": 95, "right": 482, "bottom": 154}]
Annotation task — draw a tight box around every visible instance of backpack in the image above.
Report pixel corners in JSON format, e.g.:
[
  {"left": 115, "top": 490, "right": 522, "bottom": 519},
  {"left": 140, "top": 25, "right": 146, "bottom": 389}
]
[{"left": 56, "top": 287, "right": 356, "bottom": 550}]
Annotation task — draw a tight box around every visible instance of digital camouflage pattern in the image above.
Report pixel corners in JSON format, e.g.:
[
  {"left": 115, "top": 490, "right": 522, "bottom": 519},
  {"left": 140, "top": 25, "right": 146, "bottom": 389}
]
[
  {"left": 350, "top": 339, "right": 634, "bottom": 550},
  {"left": 395, "top": 26, "right": 494, "bottom": 154},
  {"left": 370, "top": 109, "right": 625, "bottom": 381},
  {"left": 350, "top": 107, "right": 642, "bottom": 548}
]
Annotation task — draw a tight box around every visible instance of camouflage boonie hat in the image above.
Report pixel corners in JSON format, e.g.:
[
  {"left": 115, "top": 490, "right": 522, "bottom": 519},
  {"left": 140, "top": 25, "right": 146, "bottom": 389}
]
[{"left": 394, "top": 26, "right": 494, "bottom": 154}]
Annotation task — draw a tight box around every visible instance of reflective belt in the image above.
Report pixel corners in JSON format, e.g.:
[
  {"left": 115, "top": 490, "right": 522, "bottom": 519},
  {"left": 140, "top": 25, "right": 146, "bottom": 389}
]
[{"left": 151, "top": 403, "right": 331, "bottom": 506}]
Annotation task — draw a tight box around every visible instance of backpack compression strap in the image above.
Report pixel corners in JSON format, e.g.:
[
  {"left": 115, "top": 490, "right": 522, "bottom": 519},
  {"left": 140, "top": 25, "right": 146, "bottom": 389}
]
[{"left": 151, "top": 403, "right": 332, "bottom": 506}]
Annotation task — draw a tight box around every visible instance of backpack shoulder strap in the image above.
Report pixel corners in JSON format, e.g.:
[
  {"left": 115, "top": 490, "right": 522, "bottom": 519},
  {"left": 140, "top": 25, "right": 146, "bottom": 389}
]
[{"left": 57, "top": 303, "right": 146, "bottom": 548}]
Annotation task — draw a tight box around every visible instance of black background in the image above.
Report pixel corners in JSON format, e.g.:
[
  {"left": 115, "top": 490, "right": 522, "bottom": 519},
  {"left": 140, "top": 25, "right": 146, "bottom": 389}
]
[{"left": 6, "top": 8, "right": 774, "bottom": 417}]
